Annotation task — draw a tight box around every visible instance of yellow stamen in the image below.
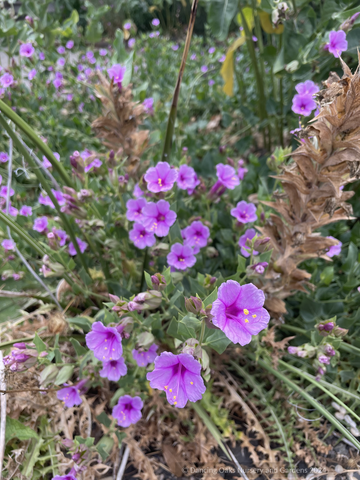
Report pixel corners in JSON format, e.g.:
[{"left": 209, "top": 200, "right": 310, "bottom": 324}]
[
  {"left": 169, "top": 388, "right": 172, "bottom": 392},
  {"left": 245, "top": 319, "right": 249, "bottom": 323},
  {"left": 252, "top": 314, "right": 257, "bottom": 318},
  {"left": 243, "top": 308, "right": 249, "bottom": 315},
  {"left": 190, "top": 381, "right": 193, "bottom": 385},
  {"left": 174, "top": 401, "right": 177, "bottom": 405},
  {"left": 164, "top": 385, "right": 168, "bottom": 390}
]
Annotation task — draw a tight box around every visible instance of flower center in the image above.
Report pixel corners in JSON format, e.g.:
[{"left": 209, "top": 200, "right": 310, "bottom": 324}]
[
  {"left": 178, "top": 256, "right": 185, "bottom": 262},
  {"left": 158, "top": 215, "right": 165, "bottom": 221},
  {"left": 158, "top": 178, "right": 163, "bottom": 186}
]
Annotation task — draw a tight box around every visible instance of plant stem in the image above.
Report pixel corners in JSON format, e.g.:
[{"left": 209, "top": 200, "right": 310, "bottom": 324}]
[
  {"left": 0, "top": 99, "right": 73, "bottom": 187},
  {"left": 0, "top": 115, "right": 90, "bottom": 275},
  {"left": 161, "top": 0, "right": 199, "bottom": 162}
]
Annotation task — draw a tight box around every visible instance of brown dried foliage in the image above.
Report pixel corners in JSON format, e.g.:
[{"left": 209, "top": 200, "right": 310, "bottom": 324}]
[
  {"left": 91, "top": 73, "right": 149, "bottom": 176},
  {"left": 257, "top": 58, "right": 360, "bottom": 317}
]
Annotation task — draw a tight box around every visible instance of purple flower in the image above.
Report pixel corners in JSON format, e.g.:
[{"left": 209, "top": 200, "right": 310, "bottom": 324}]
[
  {"left": 191, "top": 54, "right": 197, "bottom": 60},
  {"left": 295, "top": 80, "right": 319, "bottom": 95},
  {"left": 124, "top": 22, "right": 131, "bottom": 30},
  {"left": 57, "top": 379, "right": 87, "bottom": 408},
  {"left": 52, "top": 474, "right": 77, "bottom": 480},
  {"left": 252, "top": 36, "right": 258, "bottom": 42},
  {"left": 39, "top": 193, "right": 55, "bottom": 208},
  {"left": 86, "top": 51, "right": 94, "bottom": 59},
  {"left": 77, "top": 63, "right": 84, "bottom": 71},
  {"left": 129, "top": 223, "right": 156, "bottom": 249},
  {"left": 132, "top": 344, "right": 158, "bottom": 367},
  {"left": 0, "top": 152, "right": 9, "bottom": 163},
  {"left": 144, "top": 162, "right": 178, "bottom": 193},
  {"left": 86, "top": 321, "right": 123, "bottom": 361},
  {"left": 231, "top": 201, "right": 257, "bottom": 224},
  {"left": 67, "top": 94, "right": 73, "bottom": 101},
  {"left": 57, "top": 57, "right": 66, "bottom": 67},
  {"left": 251, "top": 262, "right": 268, "bottom": 274},
  {"left": 182, "top": 221, "right": 210, "bottom": 249},
  {"left": 19, "top": 43, "right": 34, "bottom": 57},
  {"left": 99, "top": 48, "right": 108, "bottom": 56},
  {"left": 201, "top": 65, "right": 208, "bottom": 73},
  {"left": 39, "top": 52, "right": 45, "bottom": 61},
  {"left": 33, "top": 217, "right": 48, "bottom": 233},
  {"left": 143, "top": 97, "right": 154, "bottom": 114},
  {"left": 68, "top": 238, "right": 88, "bottom": 256},
  {"left": 133, "top": 183, "right": 144, "bottom": 198},
  {"left": 219, "top": 55, "right": 226, "bottom": 62},
  {"left": 328, "top": 30, "right": 348, "bottom": 58},
  {"left": 66, "top": 40, "right": 74, "bottom": 49},
  {"left": 57, "top": 46, "right": 65, "bottom": 54},
  {"left": 0, "top": 73, "right": 14, "bottom": 88},
  {"left": 20, "top": 205, "right": 32, "bottom": 217},
  {"left": 142, "top": 200, "right": 176, "bottom": 237},
  {"left": 84, "top": 158, "right": 102, "bottom": 173},
  {"left": 287, "top": 346, "right": 299, "bottom": 355},
  {"left": 78, "top": 102, "right": 84, "bottom": 113},
  {"left": 126, "top": 198, "right": 147, "bottom": 222},
  {"left": 28, "top": 68, "right": 37, "bottom": 80},
  {"left": 99, "top": 357, "right": 127, "bottom": 381},
  {"left": 239, "top": 228, "right": 258, "bottom": 257},
  {"left": 152, "top": 18, "right": 160, "bottom": 26},
  {"left": 147, "top": 352, "right": 206, "bottom": 408},
  {"left": 324, "top": 345, "right": 336, "bottom": 357},
  {"left": 177, "top": 165, "right": 197, "bottom": 191},
  {"left": 107, "top": 64, "right": 126, "bottom": 87},
  {"left": 326, "top": 236, "right": 342, "bottom": 257},
  {"left": 318, "top": 354, "right": 331, "bottom": 365},
  {"left": 53, "top": 78, "right": 62, "bottom": 89},
  {"left": 167, "top": 243, "right": 196, "bottom": 270},
  {"left": 208, "top": 47, "right": 215, "bottom": 54},
  {"left": 216, "top": 163, "right": 240, "bottom": 189},
  {"left": 172, "top": 45, "right": 179, "bottom": 51},
  {"left": 1, "top": 239, "right": 15, "bottom": 251},
  {"left": 292, "top": 94, "right": 317, "bottom": 116},
  {"left": 113, "top": 395, "right": 143, "bottom": 427},
  {"left": 128, "top": 38, "right": 135, "bottom": 48},
  {"left": 208, "top": 79, "right": 215, "bottom": 86},
  {"left": 211, "top": 280, "right": 270, "bottom": 345}
]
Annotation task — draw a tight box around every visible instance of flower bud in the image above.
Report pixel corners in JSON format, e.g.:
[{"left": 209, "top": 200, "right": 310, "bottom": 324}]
[
  {"left": 334, "top": 326, "right": 347, "bottom": 337},
  {"left": 318, "top": 354, "right": 330, "bottom": 364},
  {"left": 324, "top": 345, "right": 336, "bottom": 357},
  {"left": 182, "top": 338, "right": 201, "bottom": 357},
  {"left": 151, "top": 273, "right": 166, "bottom": 291},
  {"left": 323, "top": 322, "right": 334, "bottom": 332},
  {"left": 62, "top": 438, "right": 74, "bottom": 448},
  {"left": 318, "top": 324, "right": 325, "bottom": 331},
  {"left": 185, "top": 296, "right": 202, "bottom": 314},
  {"left": 317, "top": 367, "right": 325, "bottom": 375},
  {"left": 227, "top": 157, "right": 235, "bottom": 167},
  {"left": 287, "top": 346, "right": 298, "bottom": 354},
  {"left": 206, "top": 246, "right": 219, "bottom": 258},
  {"left": 219, "top": 145, "right": 226, "bottom": 154}
]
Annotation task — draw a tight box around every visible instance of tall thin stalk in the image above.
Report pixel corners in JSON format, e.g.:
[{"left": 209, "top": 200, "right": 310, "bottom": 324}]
[{"left": 161, "top": 0, "right": 199, "bottom": 162}]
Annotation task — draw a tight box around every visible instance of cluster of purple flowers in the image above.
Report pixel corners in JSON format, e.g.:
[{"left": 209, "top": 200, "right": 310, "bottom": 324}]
[{"left": 291, "top": 80, "right": 319, "bottom": 116}]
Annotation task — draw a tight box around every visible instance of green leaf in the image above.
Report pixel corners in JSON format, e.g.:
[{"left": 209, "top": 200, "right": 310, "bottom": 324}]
[
  {"left": 66, "top": 316, "right": 93, "bottom": 333},
  {"left": 208, "top": 0, "right": 238, "bottom": 41},
  {"left": 203, "top": 288, "right": 218, "bottom": 308},
  {"left": 237, "top": 255, "right": 246, "bottom": 273},
  {"left": 96, "top": 436, "right": 114, "bottom": 460},
  {"left": 169, "top": 220, "right": 182, "bottom": 244},
  {"left": 343, "top": 242, "right": 358, "bottom": 274},
  {"left": 70, "top": 338, "right": 88, "bottom": 356},
  {"left": 204, "top": 329, "right": 231, "bottom": 354},
  {"left": 55, "top": 365, "right": 74, "bottom": 385},
  {"left": 33, "top": 332, "right": 47, "bottom": 353},
  {"left": 320, "top": 266, "right": 334, "bottom": 286},
  {"left": 300, "top": 298, "right": 323, "bottom": 323},
  {"left": 97, "top": 412, "right": 112, "bottom": 428},
  {"left": 258, "top": 249, "right": 273, "bottom": 265},
  {"left": 6, "top": 417, "right": 38, "bottom": 443},
  {"left": 144, "top": 271, "right": 152, "bottom": 289}
]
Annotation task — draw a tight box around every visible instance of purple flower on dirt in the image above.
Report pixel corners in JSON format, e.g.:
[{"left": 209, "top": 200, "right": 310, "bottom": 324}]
[
  {"left": 216, "top": 163, "right": 240, "bottom": 189},
  {"left": 327, "top": 30, "right": 348, "bottom": 58},
  {"left": 142, "top": 200, "right": 176, "bottom": 237},
  {"left": 292, "top": 94, "right": 317, "bottom": 116},
  {"left": 231, "top": 201, "right": 257, "bottom": 224},
  {"left": 129, "top": 223, "right": 156, "bottom": 249},
  {"left": 0, "top": 152, "right": 9, "bottom": 163},
  {"left": 28, "top": 68, "right": 37, "bottom": 80},
  {"left": 20, "top": 205, "right": 32, "bottom": 217},
  {"left": 0, "top": 73, "right": 14, "bottom": 88},
  {"left": 201, "top": 65, "right": 208, "bottom": 73},
  {"left": 177, "top": 165, "right": 197, "bottom": 191},
  {"left": 33, "top": 217, "right": 48, "bottom": 233},
  {"left": 326, "top": 236, "right": 342, "bottom": 257},
  {"left": 128, "top": 38, "right": 135, "bottom": 48},
  {"left": 66, "top": 40, "right": 74, "bottom": 49},
  {"left": 107, "top": 64, "right": 126, "bottom": 87},
  {"left": 57, "top": 57, "right": 66, "bottom": 67},
  {"left": 167, "top": 243, "right": 196, "bottom": 270},
  {"left": 19, "top": 43, "right": 34, "bottom": 57},
  {"left": 126, "top": 198, "right": 147, "bottom": 222},
  {"left": 147, "top": 352, "right": 206, "bottom": 408},
  {"left": 68, "top": 238, "right": 88, "bottom": 256},
  {"left": 99, "top": 48, "right": 108, "bottom": 56},
  {"left": 295, "top": 80, "right": 319, "bottom": 95},
  {"left": 144, "top": 162, "right": 178, "bottom": 193},
  {"left": 2, "top": 239, "right": 15, "bottom": 251},
  {"left": 54, "top": 229, "right": 67, "bottom": 247},
  {"left": 99, "top": 357, "right": 127, "bottom": 381},
  {"left": 152, "top": 18, "right": 160, "bottom": 26},
  {"left": 56, "top": 379, "right": 87, "bottom": 408},
  {"left": 86, "top": 321, "right": 123, "bottom": 361},
  {"left": 39, "top": 52, "right": 45, "bottom": 60},
  {"left": 57, "top": 46, "right": 65, "bottom": 54},
  {"left": 182, "top": 221, "right": 210, "bottom": 249},
  {"left": 208, "top": 47, "right": 215, "bottom": 54},
  {"left": 143, "top": 97, "right": 154, "bottom": 114},
  {"left": 211, "top": 280, "right": 270, "bottom": 345},
  {"left": 239, "top": 228, "right": 258, "bottom": 257},
  {"left": 132, "top": 344, "right": 158, "bottom": 367},
  {"left": 113, "top": 395, "right": 143, "bottom": 427}
]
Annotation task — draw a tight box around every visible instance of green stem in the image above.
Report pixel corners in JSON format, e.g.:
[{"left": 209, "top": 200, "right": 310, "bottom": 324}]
[
  {"left": 161, "top": 0, "right": 199, "bottom": 162},
  {"left": 0, "top": 115, "right": 90, "bottom": 275},
  {"left": 0, "top": 99, "right": 73, "bottom": 187},
  {"left": 250, "top": 355, "right": 360, "bottom": 449},
  {"left": 199, "top": 317, "right": 206, "bottom": 346},
  {"left": 278, "top": 359, "right": 360, "bottom": 423},
  {"left": 239, "top": 5, "right": 267, "bottom": 123}
]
